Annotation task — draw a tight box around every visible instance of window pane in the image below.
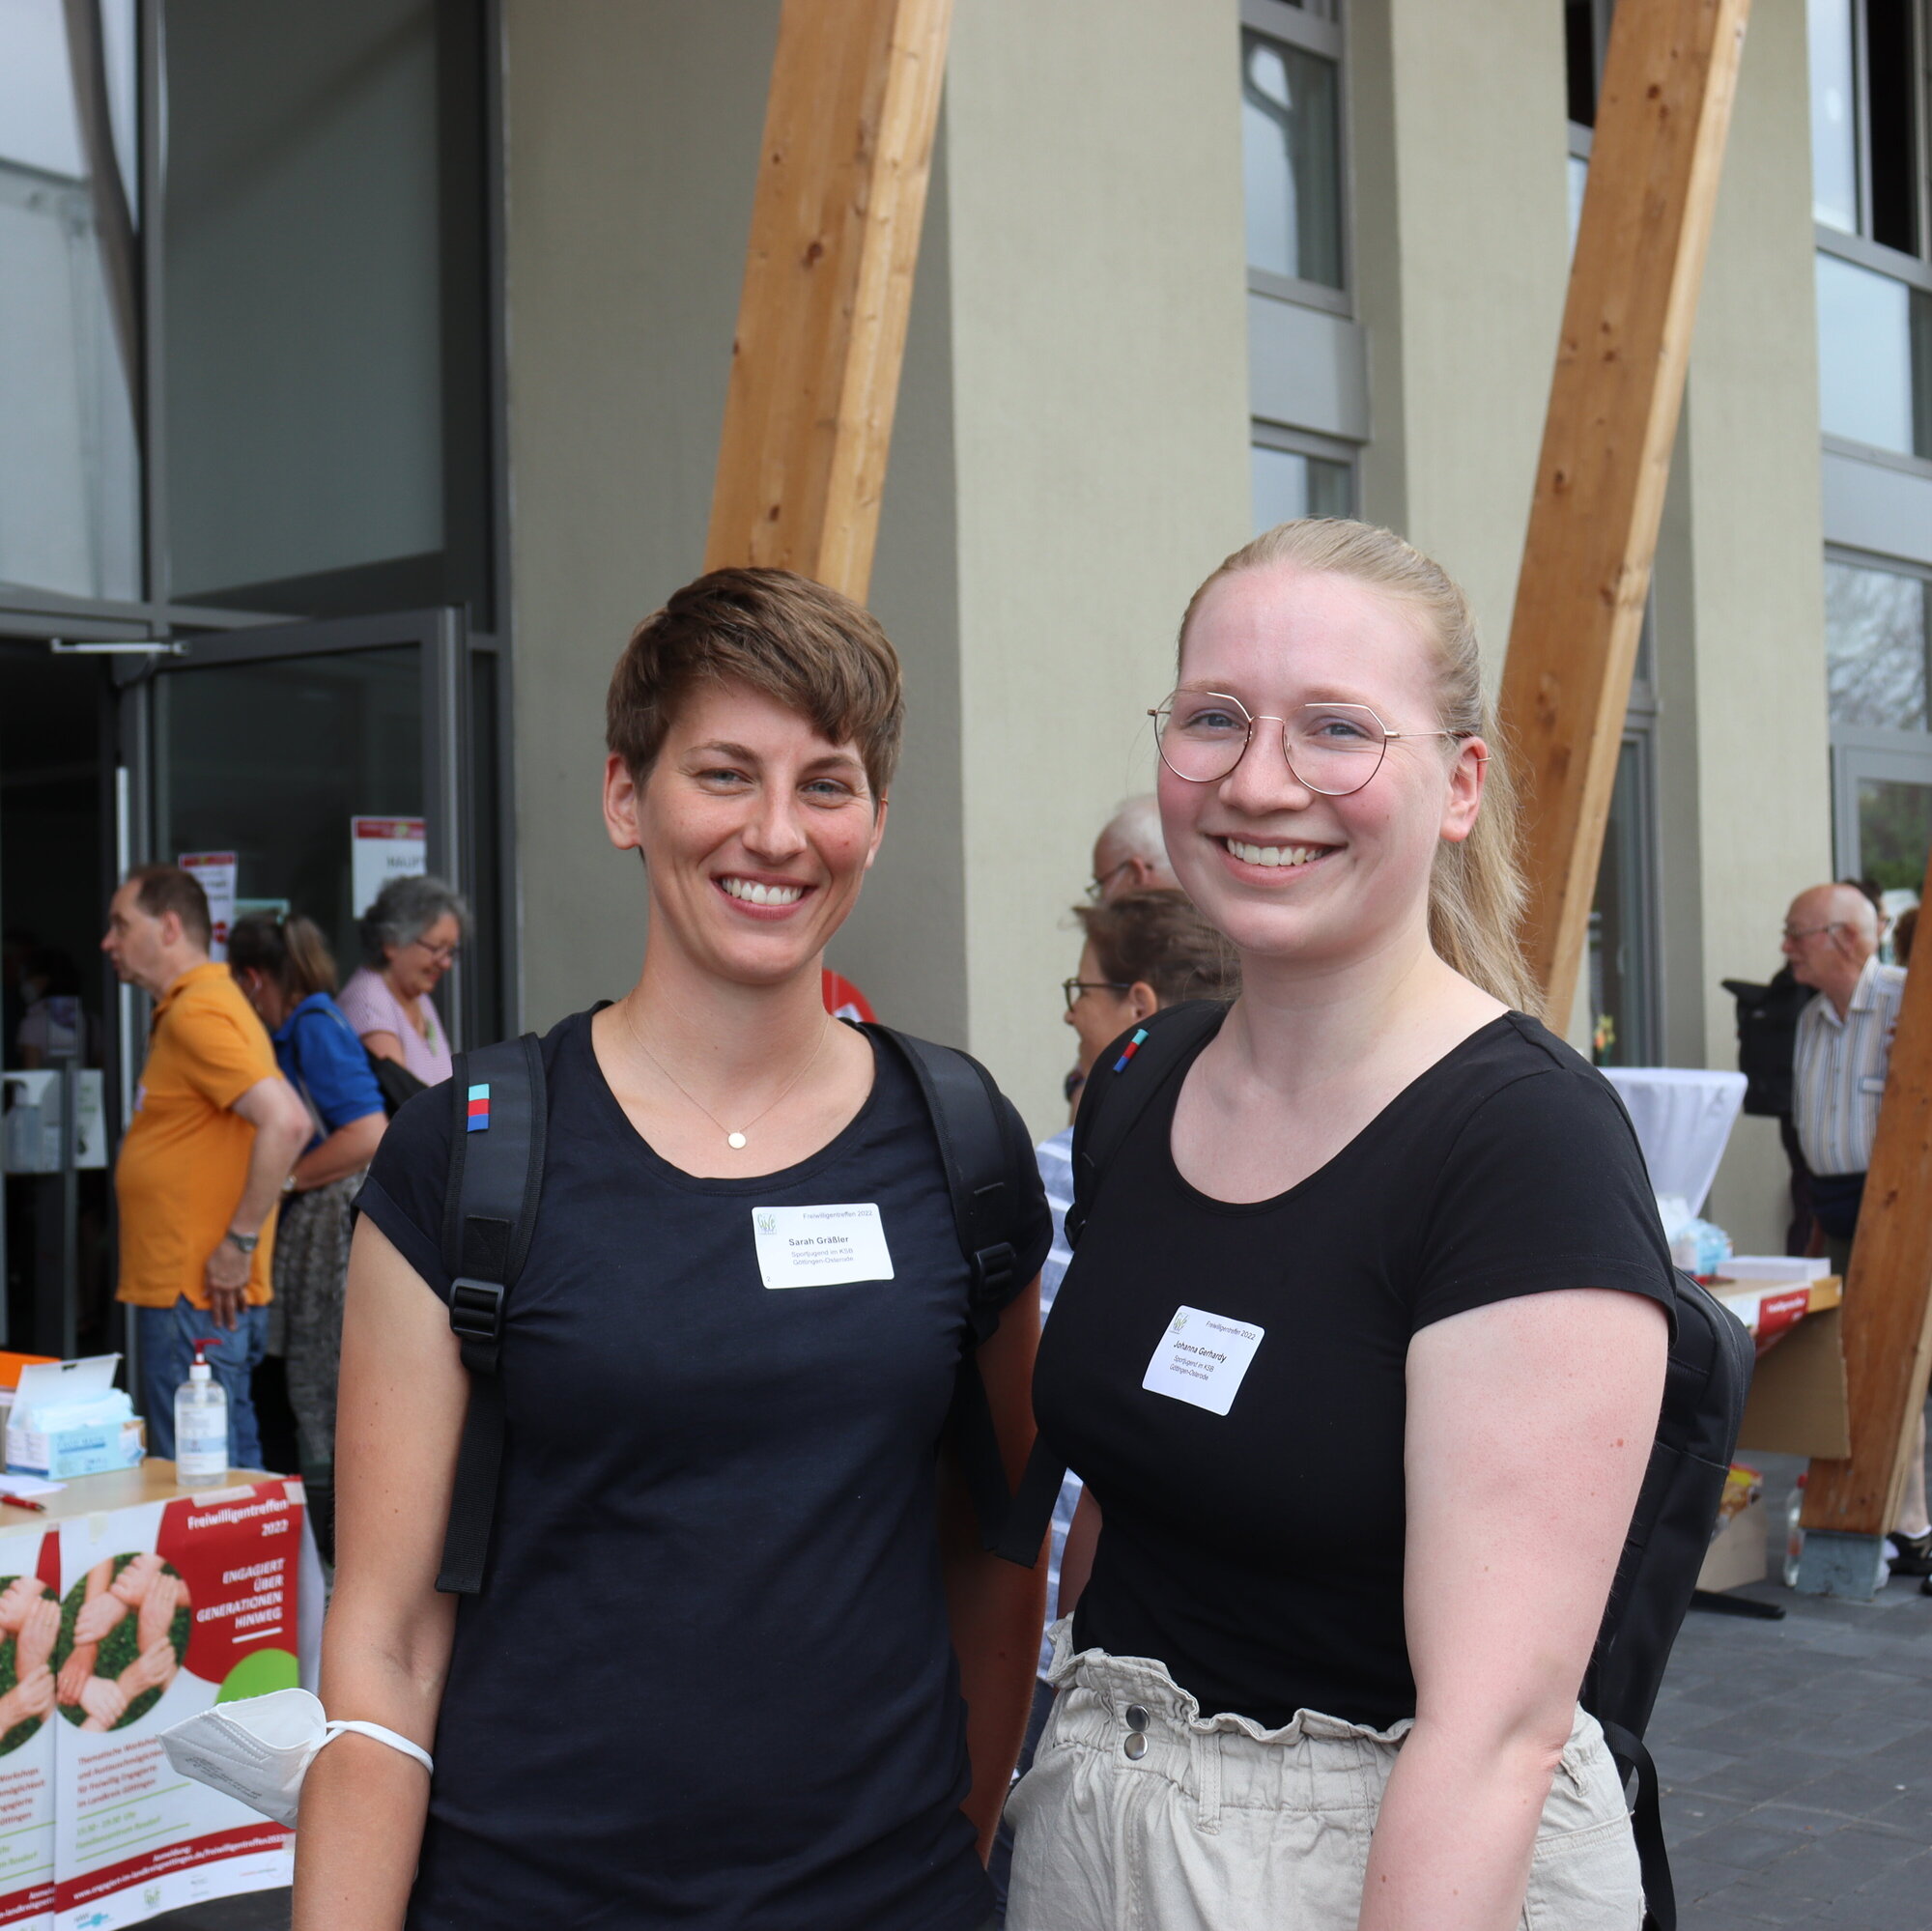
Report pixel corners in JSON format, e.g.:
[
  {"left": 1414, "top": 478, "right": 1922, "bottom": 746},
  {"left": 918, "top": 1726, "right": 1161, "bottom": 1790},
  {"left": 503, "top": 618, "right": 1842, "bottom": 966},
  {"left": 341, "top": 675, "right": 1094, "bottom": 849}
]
[
  {"left": 1241, "top": 31, "right": 1342, "bottom": 288},
  {"left": 163, "top": 0, "right": 445, "bottom": 608},
  {"left": 1814, "top": 252, "right": 1931, "bottom": 457},
  {"left": 1567, "top": 153, "right": 1588, "bottom": 248},
  {"left": 1825, "top": 558, "right": 1931, "bottom": 728},
  {"left": 1806, "top": 0, "right": 1859, "bottom": 232},
  {"left": 1251, "top": 445, "right": 1351, "bottom": 531},
  {"left": 0, "top": 0, "right": 141, "bottom": 601},
  {"left": 1857, "top": 775, "right": 1932, "bottom": 894}
]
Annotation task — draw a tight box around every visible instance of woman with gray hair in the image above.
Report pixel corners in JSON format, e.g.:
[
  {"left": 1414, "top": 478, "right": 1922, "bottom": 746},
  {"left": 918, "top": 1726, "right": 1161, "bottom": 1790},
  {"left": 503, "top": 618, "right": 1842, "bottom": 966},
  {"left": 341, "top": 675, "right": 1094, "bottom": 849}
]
[{"left": 337, "top": 875, "right": 467, "bottom": 1089}]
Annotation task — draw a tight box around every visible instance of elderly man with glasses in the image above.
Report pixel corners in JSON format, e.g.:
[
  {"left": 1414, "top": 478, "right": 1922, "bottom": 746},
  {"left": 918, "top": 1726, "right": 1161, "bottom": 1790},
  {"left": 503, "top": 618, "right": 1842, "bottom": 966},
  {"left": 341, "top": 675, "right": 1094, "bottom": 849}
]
[
  {"left": 1085, "top": 795, "right": 1176, "bottom": 905},
  {"left": 1782, "top": 879, "right": 1931, "bottom": 1581}
]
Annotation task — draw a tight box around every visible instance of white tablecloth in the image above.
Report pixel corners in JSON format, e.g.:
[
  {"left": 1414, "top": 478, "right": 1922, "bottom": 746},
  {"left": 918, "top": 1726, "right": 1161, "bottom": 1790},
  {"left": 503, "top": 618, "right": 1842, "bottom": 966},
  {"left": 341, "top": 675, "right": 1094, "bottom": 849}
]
[{"left": 1600, "top": 1066, "right": 1747, "bottom": 1218}]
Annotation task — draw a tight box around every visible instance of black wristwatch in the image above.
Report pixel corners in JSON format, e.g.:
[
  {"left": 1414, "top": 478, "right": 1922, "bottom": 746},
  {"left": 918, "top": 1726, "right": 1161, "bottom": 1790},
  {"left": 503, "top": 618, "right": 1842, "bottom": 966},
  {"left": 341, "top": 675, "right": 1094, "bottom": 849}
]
[{"left": 224, "top": 1229, "right": 261, "bottom": 1256}]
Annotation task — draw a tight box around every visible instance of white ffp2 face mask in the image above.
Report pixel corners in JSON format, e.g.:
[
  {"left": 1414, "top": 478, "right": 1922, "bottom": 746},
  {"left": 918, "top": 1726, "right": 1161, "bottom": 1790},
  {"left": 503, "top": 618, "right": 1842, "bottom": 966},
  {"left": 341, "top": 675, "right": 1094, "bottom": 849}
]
[{"left": 159, "top": 1688, "right": 433, "bottom": 1827}]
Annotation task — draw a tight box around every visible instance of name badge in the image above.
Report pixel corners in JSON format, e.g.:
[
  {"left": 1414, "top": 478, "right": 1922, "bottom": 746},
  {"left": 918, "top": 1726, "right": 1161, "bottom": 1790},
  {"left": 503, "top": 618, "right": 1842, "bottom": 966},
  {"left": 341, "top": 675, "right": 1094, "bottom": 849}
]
[
  {"left": 1142, "top": 1305, "right": 1264, "bottom": 1416},
  {"left": 753, "top": 1204, "right": 895, "bottom": 1290}
]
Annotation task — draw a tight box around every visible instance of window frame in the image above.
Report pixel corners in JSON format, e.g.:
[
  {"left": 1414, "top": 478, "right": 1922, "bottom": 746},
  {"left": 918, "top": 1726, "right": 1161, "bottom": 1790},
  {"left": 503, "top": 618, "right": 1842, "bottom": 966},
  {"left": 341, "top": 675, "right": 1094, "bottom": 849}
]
[
  {"left": 1825, "top": 542, "right": 1932, "bottom": 753},
  {"left": 1824, "top": 542, "right": 1932, "bottom": 878},
  {"left": 1813, "top": 0, "right": 1930, "bottom": 261},
  {"left": 1240, "top": 0, "right": 1351, "bottom": 314},
  {"left": 1815, "top": 222, "right": 1932, "bottom": 298},
  {"left": 1249, "top": 420, "right": 1358, "bottom": 470},
  {"left": 1249, "top": 423, "right": 1357, "bottom": 529}
]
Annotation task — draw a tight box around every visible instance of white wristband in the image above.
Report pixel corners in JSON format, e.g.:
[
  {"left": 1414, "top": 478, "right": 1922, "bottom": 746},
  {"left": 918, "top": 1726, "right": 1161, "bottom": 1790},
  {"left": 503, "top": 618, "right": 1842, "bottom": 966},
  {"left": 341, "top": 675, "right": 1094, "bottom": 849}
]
[{"left": 320, "top": 1718, "right": 434, "bottom": 1776}]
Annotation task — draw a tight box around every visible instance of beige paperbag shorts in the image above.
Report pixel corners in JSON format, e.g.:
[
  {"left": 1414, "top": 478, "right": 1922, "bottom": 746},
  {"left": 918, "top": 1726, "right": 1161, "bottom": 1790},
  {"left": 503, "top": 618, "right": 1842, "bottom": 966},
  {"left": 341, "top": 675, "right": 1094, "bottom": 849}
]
[{"left": 1004, "top": 1621, "right": 1642, "bottom": 1931}]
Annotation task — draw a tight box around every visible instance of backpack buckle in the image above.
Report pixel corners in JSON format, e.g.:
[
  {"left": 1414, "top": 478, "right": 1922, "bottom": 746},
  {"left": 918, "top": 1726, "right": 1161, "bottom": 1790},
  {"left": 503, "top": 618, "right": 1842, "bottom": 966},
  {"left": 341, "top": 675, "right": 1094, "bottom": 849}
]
[
  {"left": 971, "top": 1242, "right": 1017, "bottom": 1300},
  {"left": 448, "top": 1277, "right": 506, "bottom": 1371}
]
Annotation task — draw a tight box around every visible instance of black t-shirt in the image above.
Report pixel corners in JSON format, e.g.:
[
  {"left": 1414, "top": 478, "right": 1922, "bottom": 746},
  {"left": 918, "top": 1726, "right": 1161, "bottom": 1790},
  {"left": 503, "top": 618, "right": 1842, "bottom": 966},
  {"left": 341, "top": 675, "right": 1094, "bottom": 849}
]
[
  {"left": 356, "top": 1009, "right": 1051, "bottom": 1931},
  {"left": 1032, "top": 1008, "right": 1674, "bottom": 1733}
]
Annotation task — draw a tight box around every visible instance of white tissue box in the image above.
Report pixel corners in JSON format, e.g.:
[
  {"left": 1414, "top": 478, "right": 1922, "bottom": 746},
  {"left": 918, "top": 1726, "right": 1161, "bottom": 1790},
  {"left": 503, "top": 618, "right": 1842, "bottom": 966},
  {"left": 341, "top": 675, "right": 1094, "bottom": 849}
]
[{"left": 5, "top": 1355, "right": 145, "bottom": 1479}]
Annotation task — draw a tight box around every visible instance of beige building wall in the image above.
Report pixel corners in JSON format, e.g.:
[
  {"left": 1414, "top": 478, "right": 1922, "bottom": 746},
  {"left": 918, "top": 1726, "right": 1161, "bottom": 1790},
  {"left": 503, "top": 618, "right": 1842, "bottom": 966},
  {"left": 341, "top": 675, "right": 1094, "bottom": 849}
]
[
  {"left": 1350, "top": 0, "right": 1572, "bottom": 665},
  {"left": 941, "top": 3, "right": 1252, "bottom": 1132},
  {"left": 500, "top": 1, "right": 781, "bottom": 1029},
  {"left": 500, "top": 3, "right": 968, "bottom": 1043}
]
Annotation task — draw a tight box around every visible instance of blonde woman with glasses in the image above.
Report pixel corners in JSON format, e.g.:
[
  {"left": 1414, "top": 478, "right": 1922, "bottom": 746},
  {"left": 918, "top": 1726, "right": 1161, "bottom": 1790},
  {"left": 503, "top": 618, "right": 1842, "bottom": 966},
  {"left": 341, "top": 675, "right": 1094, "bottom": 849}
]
[{"left": 1006, "top": 521, "right": 1673, "bottom": 1931}]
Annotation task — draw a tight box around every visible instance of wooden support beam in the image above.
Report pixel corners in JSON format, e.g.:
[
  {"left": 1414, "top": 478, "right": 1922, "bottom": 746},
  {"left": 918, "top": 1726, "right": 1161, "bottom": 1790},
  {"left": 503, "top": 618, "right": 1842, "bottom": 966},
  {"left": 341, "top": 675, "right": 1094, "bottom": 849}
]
[
  {"left": 705, "top": 0, "right": 952, "bottom": 604},
  {"left": 1499, "top": 0, "right": 1749, "bottom": 1023},
  {"left": 1800, "top": 837, "right": 1932, "bottom": 1554}
]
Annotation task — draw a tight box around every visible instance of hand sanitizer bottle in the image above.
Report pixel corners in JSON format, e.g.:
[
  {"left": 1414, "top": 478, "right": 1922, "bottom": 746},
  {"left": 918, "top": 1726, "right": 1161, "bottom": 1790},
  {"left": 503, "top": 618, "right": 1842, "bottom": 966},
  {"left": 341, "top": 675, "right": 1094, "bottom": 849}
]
[{"left": 175, "top": 1342, "right": 228, "bottom": 1487}]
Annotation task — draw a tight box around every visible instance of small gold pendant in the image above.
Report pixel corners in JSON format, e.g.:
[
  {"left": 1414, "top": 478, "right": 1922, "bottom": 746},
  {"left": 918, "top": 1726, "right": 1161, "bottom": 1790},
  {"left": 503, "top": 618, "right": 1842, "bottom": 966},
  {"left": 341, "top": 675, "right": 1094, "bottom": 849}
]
[{"left": 727, "top": 1131, "right": 748, "bottom": 1150}]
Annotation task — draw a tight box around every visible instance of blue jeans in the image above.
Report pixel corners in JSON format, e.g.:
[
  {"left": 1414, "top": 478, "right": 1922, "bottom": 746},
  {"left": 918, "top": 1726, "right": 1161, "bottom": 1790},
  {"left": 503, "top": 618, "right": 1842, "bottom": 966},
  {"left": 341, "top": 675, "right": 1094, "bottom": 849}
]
[{"left": 136, "top": 1297, "right": 270, "bottom": 1470}]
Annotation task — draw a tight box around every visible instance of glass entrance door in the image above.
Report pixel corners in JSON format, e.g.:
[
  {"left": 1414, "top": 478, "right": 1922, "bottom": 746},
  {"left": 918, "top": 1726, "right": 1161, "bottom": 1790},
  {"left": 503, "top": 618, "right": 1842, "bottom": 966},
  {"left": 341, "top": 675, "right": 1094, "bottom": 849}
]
[
  {"left": 1, "top": 644, "right": 117, "bottom": 1356},
  {"left": 128, "top": 606, "right": 498, "bottom": 1058}
]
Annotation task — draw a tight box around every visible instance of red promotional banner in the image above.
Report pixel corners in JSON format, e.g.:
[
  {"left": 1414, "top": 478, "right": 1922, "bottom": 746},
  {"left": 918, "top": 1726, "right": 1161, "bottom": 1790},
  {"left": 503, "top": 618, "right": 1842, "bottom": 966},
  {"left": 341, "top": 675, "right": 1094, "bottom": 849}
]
[{"left": 1755, "top": 1289, "right": 1811, "bottom": 1346}]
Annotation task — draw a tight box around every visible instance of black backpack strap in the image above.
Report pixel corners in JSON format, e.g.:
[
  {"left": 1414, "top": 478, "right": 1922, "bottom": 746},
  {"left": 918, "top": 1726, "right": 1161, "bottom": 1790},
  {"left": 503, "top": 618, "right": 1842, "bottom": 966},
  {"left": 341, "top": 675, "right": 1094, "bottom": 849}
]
[
  {"left": 870, "top": 1027, "right": 1022, "bottom": 1324},
  {"left": 436, "top": 1033, "right": 546, "bottom": 1595},
  {"left": 994, "top": 1000, "right": 1231, "bottom": 1566},
  {"left": 867, "top": 1026, "right": 1029, "bottom": 1552},
  {"left": 1602, "top": 1719, "right": 1674, "bottom": 1931},
  {"left": 1064, "top": 1001, "right": 1228, "bottom": 1246}
]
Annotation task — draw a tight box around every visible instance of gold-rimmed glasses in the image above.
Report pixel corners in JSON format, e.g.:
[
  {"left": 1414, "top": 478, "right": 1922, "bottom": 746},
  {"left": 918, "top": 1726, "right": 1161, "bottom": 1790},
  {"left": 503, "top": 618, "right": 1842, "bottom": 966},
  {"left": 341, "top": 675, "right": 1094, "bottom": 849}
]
[{"left": 1150, "top": 692, "right": 1468, "bottom": 795}]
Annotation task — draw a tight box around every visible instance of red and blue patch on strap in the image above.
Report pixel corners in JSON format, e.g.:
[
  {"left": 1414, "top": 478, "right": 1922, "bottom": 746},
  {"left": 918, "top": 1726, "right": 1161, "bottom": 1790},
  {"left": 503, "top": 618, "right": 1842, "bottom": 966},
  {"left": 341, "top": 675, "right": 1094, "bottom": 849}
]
[
  {"left": 1113, "top": 1027, "right": 1151, "bottom": 1074},
  {"left": 467, "top": 1083, "right": 491, "bottom": 1132}
]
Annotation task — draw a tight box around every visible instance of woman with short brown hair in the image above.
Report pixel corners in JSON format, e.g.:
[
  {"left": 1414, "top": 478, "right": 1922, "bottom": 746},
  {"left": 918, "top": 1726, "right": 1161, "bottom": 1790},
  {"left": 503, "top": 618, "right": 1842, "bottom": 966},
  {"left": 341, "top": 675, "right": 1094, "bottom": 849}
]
[{"left": 297, "top": 568, "right": 1050, "bottom": 1931}]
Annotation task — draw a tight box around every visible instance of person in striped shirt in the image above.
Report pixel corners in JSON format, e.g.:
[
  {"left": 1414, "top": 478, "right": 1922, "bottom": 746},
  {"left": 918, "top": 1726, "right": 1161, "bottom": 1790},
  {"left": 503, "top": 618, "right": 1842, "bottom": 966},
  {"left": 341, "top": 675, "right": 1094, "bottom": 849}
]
[{"left": 1783, "top": 880, "right": 1930, "bottom": 1579}]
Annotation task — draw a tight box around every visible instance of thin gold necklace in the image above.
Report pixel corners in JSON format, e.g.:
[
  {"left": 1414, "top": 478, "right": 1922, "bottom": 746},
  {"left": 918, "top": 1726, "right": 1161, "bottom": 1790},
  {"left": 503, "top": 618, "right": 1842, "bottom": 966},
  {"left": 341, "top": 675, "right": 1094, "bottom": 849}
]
[{"left": 623, "top": 1005, "right": 833, "bottom": 1150}]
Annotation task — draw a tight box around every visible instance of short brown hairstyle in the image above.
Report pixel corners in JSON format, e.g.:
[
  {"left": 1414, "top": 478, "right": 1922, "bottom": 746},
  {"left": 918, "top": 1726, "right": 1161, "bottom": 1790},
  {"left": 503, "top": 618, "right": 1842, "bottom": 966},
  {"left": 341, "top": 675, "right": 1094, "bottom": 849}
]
[
  {"left": 125, "top": 864, "right": 212, "bottom": 951},
  {"left": 1075, "top": 889, "right": 1238, "bottom": 1008},
  {"left": 607, "top": 567, "right": 904, "bottom": 801}
]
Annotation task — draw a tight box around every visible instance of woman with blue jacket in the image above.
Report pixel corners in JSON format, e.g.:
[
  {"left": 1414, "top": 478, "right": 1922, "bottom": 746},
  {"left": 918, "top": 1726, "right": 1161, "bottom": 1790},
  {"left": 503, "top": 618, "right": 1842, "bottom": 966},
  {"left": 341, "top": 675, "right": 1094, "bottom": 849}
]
[{"left": 230, "top": 914, "right": 386, "bottom": 1511}]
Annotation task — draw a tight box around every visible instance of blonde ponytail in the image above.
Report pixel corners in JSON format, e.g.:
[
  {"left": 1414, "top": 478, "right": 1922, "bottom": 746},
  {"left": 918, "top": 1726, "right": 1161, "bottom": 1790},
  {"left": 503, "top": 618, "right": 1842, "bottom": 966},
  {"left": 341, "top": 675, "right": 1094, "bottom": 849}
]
[{"left": 1178, "top": 519, "right": 1539, "bottom": 1012}]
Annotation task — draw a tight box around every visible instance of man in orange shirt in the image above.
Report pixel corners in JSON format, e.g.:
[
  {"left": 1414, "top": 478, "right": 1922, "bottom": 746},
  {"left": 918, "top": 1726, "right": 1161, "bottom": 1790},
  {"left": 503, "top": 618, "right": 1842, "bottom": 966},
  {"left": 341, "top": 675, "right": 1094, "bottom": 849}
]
[{"left": 103, "top": 866, "right": 310, "bottom": 1470}]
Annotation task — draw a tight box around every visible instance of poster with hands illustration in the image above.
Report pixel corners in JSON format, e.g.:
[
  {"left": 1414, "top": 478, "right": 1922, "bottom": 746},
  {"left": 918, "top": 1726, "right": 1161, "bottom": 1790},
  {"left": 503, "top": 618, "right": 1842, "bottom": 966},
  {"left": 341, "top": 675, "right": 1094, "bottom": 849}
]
[
  {"left": 52, "top": 1481, "right": 303, "bottom": 1931},
  {"left": 51, "top": 1554, "right": 191, "bottom": 1735},
  {"left": 0, "top": 1531, "right": 62, "bottom": 1927}
]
